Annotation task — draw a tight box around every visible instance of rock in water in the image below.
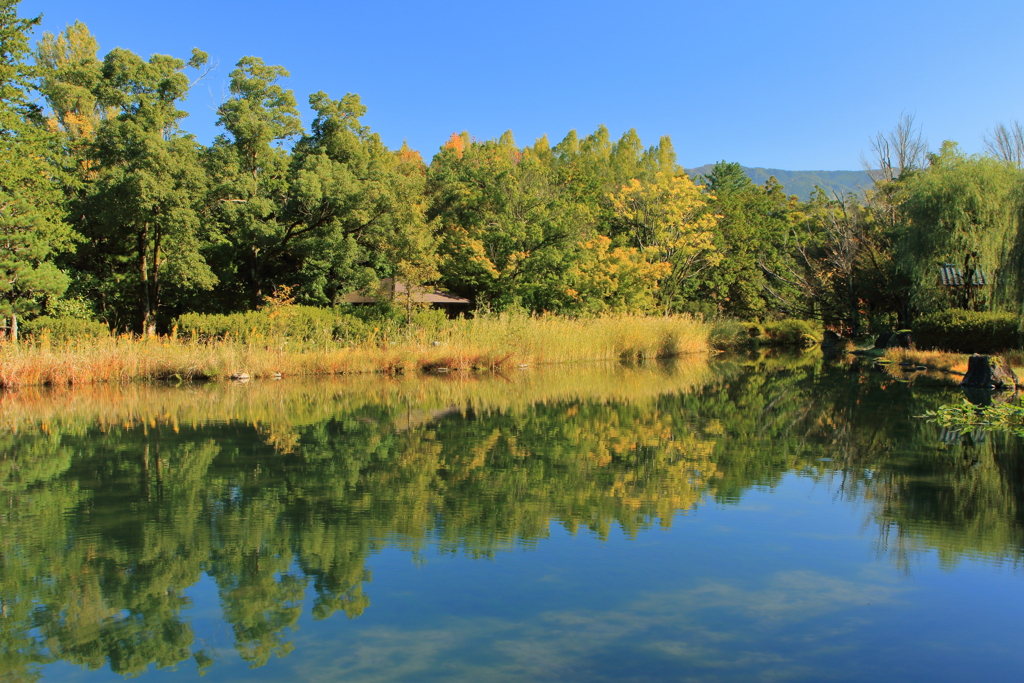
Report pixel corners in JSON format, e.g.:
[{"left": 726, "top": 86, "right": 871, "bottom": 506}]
[{"left": 960, "top": 354, "right": 1019, "bottom": 390}]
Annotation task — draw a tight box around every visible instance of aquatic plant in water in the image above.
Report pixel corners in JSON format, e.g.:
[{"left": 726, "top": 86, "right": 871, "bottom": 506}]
[{"left": 923, "top": 398, "right": 1024, "bottom": 436}]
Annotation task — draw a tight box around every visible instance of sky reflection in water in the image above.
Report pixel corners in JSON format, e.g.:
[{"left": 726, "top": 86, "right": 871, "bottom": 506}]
[{"left": 3, "top": 353, "right": 1024, "bottom": 682}]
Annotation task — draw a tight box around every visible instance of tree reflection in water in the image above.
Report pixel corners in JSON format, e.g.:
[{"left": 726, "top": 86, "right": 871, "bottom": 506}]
[{"left": 1, "top": 353, "right": 1022, "bottom": 679}]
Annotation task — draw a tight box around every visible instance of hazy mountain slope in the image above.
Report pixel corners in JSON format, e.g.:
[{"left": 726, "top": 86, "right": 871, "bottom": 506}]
[{"left": 686, "top": 165, "right": 875, "bottom": 201}]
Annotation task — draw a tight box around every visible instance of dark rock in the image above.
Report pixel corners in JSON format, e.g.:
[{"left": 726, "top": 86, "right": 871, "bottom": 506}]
[
  {"left": 873, "top": 332, "right": 893, "bottom": 349},
  {"left": 873, "top": 331, "right": 912, "bottom": 350},
  {"left": 960, "top": 354, "right": 1019, "bottom": 390}
]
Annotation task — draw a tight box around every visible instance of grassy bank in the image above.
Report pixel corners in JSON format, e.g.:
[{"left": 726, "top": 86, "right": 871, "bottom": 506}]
[{"left": 0, "top": 314, "right": 711, "bottom": 388}]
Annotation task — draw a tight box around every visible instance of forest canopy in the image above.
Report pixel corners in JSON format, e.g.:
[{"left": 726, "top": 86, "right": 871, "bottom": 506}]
[{"left": 4, "top": 0, "right": 1024, "bottom": 336}]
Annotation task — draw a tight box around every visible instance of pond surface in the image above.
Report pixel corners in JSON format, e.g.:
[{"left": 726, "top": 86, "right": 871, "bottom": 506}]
[{"left": 2, "top": 352, "right": 1024, "bottom": 682}]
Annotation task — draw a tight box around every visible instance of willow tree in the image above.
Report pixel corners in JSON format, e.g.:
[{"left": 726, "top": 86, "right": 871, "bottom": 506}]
[
  {"left": 205, "top": 57, "right": 304, "bottom": 308},
  {"left": 897, "top": 142, "right": 1021, "bottom": 314}
]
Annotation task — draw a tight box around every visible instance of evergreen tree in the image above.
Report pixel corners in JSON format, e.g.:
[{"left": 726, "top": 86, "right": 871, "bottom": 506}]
[{"left": 0, "top": 0, "right": 75, "bottom": 340}]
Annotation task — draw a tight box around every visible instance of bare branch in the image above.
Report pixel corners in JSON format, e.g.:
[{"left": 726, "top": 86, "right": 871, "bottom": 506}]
[
  {"left": 983, "top": 120, "right": 1024, "bottom": 167},
  {"left": 190, "top": 58, "right": 218, "bottom": 88},
  {"left": 864, "top": 112, "right": 928, "bottom": 183}
]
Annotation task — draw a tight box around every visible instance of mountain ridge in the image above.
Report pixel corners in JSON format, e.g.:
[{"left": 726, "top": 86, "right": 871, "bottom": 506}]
[{"left": 685, "top": 164, "right": 875, "bottom": 201}]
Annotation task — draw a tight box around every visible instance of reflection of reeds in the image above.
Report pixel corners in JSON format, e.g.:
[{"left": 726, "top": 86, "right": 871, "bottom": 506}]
[
  {"left": 0, "top": 358, "right": 718, "bottom": 438},
  {"left": 882, "top": 348, "right": 967, "bottom": 374},
  {"left": 0, "top": 315, "right": 710, "bottom": 388}
]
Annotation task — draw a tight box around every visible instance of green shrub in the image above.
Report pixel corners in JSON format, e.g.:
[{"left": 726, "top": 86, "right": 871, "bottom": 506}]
[
  {"left": 912, "top": 310, "right": 1020, "bottom": 353},
  {"left": 708, "top": 318, "right": 748, "bottom": 349},
  {"left": 332, "top": 314, "right": 373, "bottom": 343},
  {"left": 22, "top": 316, "right": 109, "bottom": 343},
  {"left": 762, "top": 319, "right": 819, "bottom": 348},
  {"left": 175, "top": 306, "right": 374, "bottom": 345},
  {"left": 707, "top": 318, "right": 819, "bottom": 349}
]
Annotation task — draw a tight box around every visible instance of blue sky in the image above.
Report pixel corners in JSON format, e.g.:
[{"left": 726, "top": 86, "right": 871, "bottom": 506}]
[{"left": 19, "top": 0, "right": 1024, "bottom": 170}]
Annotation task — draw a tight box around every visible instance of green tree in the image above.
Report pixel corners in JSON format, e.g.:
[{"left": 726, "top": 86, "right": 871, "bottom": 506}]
[
  {"left": 690, "top": 163, "right": 800, "bottom": 318},
  {"left": 69, "top": 47, "right": 214, "bottom": 333},
  {"left": 0, "top": 0, "right": 75, "bottom": 340},
  {"left": 205, "top": 57, "right": 303, "bottom": 308},
  {"left": 34, "top": 21, "right": 114, "bottom": 148},
  {"left": 282, "top": 92, "right": 435, "bottom": 306},
  {"left": 428, "top": 131, "right": 593, "bottom": 311},
  {"left": 897, "top": 141, "right": 1020, "bottom": 314}
]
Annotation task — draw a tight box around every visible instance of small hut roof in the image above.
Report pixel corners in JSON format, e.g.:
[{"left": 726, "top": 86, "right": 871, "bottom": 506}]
[
  {"left": 939, "top": 263, "right": 987, "bottom": 287},
  {"left": 339, "top": 278, "right": 470, "bottom": 305}
]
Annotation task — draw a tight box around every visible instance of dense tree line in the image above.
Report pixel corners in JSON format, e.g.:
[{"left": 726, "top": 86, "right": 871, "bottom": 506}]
[{"left": 3, "top": 1, "right": 1024, "bottom": 336}]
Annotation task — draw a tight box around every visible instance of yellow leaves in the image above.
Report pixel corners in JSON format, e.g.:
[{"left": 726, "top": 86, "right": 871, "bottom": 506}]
[
  {"left": 608, "top": 172, "right": 721, "bottom": 302},
  {"left": 609, "top": 171, "right": 719, "bottom": 266},
  {"left": 442, "top": 227, "right": 500, "bottom": 279},
  {"left": 565, "top": 236, "right": 669, "bottom": 313}
]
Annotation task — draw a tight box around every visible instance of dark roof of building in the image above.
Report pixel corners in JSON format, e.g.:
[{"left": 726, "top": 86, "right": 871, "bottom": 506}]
[
  {"left": 939, "top": 263, "right": 988, "bottom": 287},
  {"left": 340, "top": 278, "right": 470, "bottom": 305}
]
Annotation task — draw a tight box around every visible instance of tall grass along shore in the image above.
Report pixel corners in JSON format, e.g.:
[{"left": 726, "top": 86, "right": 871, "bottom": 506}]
[{"left": 0, "top": 314, "right": 712, "bottom": 388}]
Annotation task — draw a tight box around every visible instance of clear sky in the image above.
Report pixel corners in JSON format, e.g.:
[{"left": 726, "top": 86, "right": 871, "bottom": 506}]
[{"left": 19, "top": 0, "right": 1024, "bottom": 170}]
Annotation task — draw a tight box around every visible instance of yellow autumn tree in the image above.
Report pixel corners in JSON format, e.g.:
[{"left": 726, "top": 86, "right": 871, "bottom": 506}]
[
  {"left": 35, "top": 21, "right": 117, "bottom": 142},
  {"left": 609, "top": 172, "right": 721, "bottom": 310},
  {"left": 564, "top": 236, "right": 670, "bottom": 314}
]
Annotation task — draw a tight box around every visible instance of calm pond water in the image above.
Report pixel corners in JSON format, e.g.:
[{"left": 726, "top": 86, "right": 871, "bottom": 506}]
[{"left": 2, "top": 352, "right": 1024, "bottom": 682}]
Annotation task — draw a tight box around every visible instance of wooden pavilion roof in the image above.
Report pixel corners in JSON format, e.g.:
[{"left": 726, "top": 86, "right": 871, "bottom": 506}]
[{"left": 340, "top": 278, "right": 470, "bottom": 305}]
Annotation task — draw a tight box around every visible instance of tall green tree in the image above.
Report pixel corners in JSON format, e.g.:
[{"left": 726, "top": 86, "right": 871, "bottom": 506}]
[
  {"left": 34, "top": 20, "right": 114, "bottom": 148},
  {"left": 428, "top": 131, "right": 597, "bottom": 310},
  {"left": 0, "top": 0, "right": 75, "bottom": 339},
  {"left": 688, "top": 163, "right": 801, "bottom": 318},
  {"left": 282, "top": 91, "right": 435, "bottom": 306},
  {"left": 897, "top": 141, "right": 1020, "bottom": 314},
  {"left": 205, "top": 57, "right": 303, "bottom": 308},
  {"left": 68, "top": 46, "right": 214, "bottom": 333}
]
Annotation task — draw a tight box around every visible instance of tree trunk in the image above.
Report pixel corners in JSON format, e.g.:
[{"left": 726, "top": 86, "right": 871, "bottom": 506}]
[
  {"left": 11, "top": 313, "right": 17, "bottom": 344},
  {"left": 961, "top": 354, "right": 1019, "bottom": 390},
  {"left": 847, "top": 275, "right": 860, "bottom": 337},
  {"left": 139, "top": 227, "right": 152, "bottom": 335},
  {"left": 149, "top": 228, "right": 161, "bottom": 337}
]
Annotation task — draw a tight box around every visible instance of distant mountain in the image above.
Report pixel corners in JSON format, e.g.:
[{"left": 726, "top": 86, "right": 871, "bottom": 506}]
[{"left": 685, "top": 165, "right": 875, "bottom": 201}]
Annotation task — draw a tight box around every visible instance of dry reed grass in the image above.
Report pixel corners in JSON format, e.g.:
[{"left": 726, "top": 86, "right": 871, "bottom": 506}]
[
  {"left": 881, "top": 348, "right": 969, "bottom": 374},
  {"left": 0, "top": 314, "right": 711, "bottom": 388}
]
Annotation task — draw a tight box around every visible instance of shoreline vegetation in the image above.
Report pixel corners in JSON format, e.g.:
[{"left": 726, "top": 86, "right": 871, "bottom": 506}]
[
  {"left": 4, "top": 4, "right": 1024, "bottom": 395},
  {"left": 0, "top": 314, "right": 713, "bottom": 388}
]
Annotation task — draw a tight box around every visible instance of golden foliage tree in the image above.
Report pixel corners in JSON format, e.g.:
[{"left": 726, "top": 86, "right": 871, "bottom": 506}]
[{"left": 609, "top": 172, "right": 720, "bottom": 310}]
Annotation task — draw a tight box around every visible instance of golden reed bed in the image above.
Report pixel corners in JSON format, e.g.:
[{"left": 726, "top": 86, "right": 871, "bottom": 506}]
[{"left": 0, "top": 314, "right": 711, "bottom": 388}]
